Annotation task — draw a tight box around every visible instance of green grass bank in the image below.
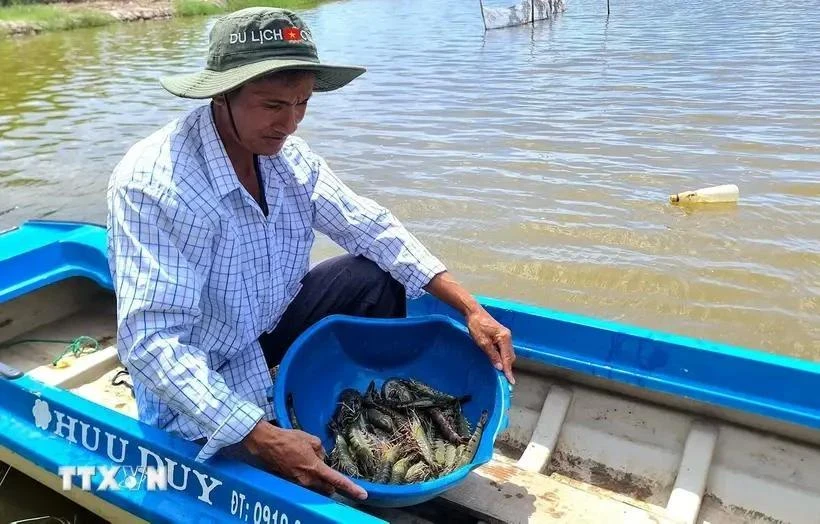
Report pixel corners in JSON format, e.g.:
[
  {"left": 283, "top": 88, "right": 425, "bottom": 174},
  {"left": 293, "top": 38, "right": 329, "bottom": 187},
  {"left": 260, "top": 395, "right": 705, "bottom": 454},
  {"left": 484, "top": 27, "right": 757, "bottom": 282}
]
[{"left": 0, "top": 0, "right": 324, "bottom": 37}]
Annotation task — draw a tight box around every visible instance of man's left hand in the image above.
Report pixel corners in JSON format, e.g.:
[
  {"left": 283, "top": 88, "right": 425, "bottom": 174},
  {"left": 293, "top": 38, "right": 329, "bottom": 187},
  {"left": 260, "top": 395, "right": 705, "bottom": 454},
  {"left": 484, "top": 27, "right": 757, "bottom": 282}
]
[
  {"left": 466, "top": 307, "right": 516, "bottom": 385},
  {"left": 423, "top": 271, "right": 517, "bottom": 384}
]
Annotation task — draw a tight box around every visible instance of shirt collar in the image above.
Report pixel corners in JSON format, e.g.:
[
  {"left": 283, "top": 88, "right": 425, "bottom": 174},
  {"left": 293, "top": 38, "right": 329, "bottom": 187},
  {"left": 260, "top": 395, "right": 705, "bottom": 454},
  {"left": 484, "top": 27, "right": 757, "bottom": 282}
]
[
  {"left": 261, "top": 154, "right": 294, "bottom": 188},
  {"left": 199, "top": 104, "right": 293, "bottom": 200},
  {"left": 199, "top": 104, "right": 242, "bottom": 200}
]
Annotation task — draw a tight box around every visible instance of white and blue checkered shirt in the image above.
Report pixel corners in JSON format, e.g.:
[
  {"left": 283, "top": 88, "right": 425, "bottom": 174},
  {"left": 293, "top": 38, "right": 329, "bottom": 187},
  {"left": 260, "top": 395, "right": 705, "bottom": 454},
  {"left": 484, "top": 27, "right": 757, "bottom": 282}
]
[{"left": 106, "top": 104, "right": 446, "bottom": 462}]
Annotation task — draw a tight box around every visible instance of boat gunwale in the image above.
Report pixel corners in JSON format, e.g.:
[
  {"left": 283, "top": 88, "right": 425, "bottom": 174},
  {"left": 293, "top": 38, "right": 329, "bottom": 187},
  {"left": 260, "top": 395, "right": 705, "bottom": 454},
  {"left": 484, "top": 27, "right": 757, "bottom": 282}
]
[
  {"left": 408, "top": 294, "right": 820, "bottom": 433},
  {"left": 0, "top": 373, "right": 387, "bottom": 524}
]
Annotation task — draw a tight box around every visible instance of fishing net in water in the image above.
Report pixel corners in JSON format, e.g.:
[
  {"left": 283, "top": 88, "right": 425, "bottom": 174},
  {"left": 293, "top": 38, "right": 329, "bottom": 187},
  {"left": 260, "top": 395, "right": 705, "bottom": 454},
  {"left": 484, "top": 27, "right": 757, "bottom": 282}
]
[{"left": 479, "top": 0, "right": 566, "bottom": 30}]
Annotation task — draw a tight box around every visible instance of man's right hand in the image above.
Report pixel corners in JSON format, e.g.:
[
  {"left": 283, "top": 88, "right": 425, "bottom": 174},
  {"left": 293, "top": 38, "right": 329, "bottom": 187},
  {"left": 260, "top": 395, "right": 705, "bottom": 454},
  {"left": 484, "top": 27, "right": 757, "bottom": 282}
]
[{"left": 243, "top": 420, "right": 367, "bottom": 500}]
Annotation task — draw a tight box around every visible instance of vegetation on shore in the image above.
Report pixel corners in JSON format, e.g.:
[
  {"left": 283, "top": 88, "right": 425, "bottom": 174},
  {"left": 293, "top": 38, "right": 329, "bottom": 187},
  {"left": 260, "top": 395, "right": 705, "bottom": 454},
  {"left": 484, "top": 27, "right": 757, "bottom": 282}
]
[
  {"left": 0, "top": 0, "right": 323, "bottom": 37},
  {"left": 173, "top": 0, "right": 321, "bottom": 17},
  {"left": 0, "top": 4, "right": 112, "bottom": 34}
]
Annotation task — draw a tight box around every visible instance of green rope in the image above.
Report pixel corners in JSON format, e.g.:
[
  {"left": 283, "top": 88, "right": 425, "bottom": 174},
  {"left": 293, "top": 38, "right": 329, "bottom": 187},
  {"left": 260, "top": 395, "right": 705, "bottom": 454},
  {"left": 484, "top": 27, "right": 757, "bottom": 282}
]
[{"left": 0, "top": 336, "right": 101, "bottom": 366}]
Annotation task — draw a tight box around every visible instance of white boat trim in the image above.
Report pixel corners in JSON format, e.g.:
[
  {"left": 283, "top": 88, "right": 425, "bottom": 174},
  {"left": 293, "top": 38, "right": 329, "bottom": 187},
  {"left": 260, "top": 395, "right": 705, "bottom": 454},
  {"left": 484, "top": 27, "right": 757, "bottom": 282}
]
[
  {"left": 666, "top": 420, "right": 719, "bottom": 524},
  {"left": 517, "top": 384, "right": 572, "bottom": 473}
]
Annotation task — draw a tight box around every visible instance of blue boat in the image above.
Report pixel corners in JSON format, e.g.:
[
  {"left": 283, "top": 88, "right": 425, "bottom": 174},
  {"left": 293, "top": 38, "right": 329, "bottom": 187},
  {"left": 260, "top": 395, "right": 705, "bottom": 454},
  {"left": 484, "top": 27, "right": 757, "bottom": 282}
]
[{"left": 0, "top": 219, "right": 818, "bottom": 523}]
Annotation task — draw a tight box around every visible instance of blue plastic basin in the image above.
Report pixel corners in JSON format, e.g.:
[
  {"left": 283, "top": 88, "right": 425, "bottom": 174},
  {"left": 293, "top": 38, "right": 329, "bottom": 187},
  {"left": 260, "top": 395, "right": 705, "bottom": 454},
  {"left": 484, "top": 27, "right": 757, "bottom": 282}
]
[{"left": 272, "top": 313, "right": 512, "bottom": 508}]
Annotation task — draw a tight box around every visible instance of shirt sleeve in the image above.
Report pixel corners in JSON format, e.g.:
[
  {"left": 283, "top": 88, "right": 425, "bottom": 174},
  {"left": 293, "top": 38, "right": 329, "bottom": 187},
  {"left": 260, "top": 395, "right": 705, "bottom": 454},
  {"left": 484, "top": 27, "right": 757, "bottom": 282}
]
[
  {"left": 107, "top": 180, "right": 264, "bottom": 462},
  {"left": 306, "top": 149, "right": 447, "bottom": 299}
]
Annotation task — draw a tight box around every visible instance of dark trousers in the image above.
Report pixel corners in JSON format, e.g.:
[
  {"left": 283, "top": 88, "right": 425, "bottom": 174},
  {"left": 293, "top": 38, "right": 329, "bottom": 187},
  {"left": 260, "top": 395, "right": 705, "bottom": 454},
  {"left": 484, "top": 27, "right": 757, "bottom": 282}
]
[
  {"left": 195, "top": 254, "right": 407, "bottom": 466},
  {"left": 259, "top": 253, "right": 407, "bottom": 369}
]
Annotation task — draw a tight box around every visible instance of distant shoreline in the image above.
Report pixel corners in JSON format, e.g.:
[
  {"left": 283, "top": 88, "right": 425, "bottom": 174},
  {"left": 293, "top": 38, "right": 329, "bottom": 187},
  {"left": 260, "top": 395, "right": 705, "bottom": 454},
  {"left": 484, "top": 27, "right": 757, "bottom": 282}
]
[{"left": 0, "top": 0, "right": 323, "bottom": 37}]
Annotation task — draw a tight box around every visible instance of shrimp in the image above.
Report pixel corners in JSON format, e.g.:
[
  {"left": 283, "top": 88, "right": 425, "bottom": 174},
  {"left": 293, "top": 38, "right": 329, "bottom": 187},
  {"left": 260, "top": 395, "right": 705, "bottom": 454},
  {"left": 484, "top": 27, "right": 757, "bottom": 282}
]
[
  {"left": 458, "top": 410, "right": 488, "bottom": 467},
  {"left": 330, "top": 433, "right": 361, "bottom": 478}
]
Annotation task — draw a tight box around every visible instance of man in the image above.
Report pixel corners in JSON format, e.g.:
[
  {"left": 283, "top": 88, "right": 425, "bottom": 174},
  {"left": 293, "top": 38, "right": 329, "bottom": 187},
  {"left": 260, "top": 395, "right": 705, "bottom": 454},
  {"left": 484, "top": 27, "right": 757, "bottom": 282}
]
[{"left": 106, "top": 7, "right": 515, "bottom": 501}]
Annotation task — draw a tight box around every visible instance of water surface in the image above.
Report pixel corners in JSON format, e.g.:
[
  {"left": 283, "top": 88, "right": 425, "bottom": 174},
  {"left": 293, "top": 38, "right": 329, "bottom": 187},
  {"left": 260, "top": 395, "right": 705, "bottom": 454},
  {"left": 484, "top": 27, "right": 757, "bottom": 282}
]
[{"left": 1, "top": 0, "right": 818, "bottom": 363}]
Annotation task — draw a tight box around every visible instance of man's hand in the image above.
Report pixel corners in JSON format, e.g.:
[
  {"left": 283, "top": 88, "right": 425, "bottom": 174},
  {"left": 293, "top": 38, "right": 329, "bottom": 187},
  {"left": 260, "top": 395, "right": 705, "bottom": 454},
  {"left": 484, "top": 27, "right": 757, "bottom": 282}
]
[
  {"left": 466, "top": 306, "right": 516, "bottom": 384},
  {"left": 243, "top": 421, "right": 367, "bottom": 500},
  {"left": 424, "top": 271, "right": 516, "bottom": 384}
]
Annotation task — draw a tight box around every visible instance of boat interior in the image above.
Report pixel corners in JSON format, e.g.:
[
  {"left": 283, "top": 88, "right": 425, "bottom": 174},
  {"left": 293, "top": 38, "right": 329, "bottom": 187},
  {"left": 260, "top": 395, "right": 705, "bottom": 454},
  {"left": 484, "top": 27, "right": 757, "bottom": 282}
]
[{"left": 1, "top": 276, "right": 818, "bottom": 524}]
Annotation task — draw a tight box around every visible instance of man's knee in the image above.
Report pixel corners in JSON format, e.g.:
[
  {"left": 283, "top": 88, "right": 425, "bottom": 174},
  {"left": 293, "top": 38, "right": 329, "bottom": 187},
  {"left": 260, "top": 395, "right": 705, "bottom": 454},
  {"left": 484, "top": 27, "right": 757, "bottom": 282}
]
[
  {"left": 339, "top": 255, "right": 406, "bottom": 314},
  {"left": 346, "top": 255, "right": 390, "bottom": 282},
  {"left": 352, "top": 255, "right": 403, "bottom": 289},
  {"left": 300, "top": 254, "right": 406, "bottom": 319}
]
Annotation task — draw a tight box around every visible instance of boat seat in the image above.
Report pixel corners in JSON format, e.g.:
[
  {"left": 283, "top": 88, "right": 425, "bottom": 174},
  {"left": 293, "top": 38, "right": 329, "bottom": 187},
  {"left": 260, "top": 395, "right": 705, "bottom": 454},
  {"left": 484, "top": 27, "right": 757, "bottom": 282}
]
[
  {"left": 438, "top": 452, "right": 674, "bottom": 524},
  {"left": 0, "top": 279, "right": 137, "bottom": 419}
]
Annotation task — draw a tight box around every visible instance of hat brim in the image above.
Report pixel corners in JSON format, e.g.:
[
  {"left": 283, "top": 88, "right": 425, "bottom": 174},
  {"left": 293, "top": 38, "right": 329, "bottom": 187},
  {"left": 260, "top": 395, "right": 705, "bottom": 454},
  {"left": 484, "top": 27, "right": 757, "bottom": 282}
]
[{"left": 159, "top": 58, "right": 366, "bottom": 99}]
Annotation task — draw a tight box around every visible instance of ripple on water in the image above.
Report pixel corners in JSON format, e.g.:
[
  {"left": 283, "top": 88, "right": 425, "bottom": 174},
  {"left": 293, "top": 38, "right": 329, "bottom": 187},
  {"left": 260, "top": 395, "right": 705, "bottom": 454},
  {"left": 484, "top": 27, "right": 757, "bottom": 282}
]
[{"left": 0, "top": 0, "right": 818, "bottom": 360}]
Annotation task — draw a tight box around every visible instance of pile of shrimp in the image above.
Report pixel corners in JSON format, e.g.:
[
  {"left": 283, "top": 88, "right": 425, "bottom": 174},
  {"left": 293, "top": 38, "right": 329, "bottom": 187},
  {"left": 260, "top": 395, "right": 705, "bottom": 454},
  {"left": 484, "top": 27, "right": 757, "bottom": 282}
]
[{"left": 289, "top": 377, "right": 488, "bottom": 484}]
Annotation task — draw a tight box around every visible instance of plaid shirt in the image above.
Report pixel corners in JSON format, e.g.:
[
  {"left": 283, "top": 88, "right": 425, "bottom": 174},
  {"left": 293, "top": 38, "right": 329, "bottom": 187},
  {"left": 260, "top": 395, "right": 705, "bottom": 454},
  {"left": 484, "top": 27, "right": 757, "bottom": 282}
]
[{"left": 106, "top": 104, "right": 446, "bottom": 462}]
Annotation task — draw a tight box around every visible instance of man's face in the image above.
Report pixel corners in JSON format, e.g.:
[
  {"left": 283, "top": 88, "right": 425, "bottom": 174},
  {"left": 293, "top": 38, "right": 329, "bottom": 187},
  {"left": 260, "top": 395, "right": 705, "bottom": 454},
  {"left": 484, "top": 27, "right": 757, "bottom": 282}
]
[{"left": 226, "top": 70, "right": 316, "bottom": 156}]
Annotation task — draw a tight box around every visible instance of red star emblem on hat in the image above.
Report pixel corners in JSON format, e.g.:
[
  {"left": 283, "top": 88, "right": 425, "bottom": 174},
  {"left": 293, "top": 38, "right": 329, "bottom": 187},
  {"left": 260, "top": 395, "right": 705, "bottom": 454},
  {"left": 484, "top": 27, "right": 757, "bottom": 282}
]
[{"left": 284, "top": 27, "right": 301, "bottom": 41}]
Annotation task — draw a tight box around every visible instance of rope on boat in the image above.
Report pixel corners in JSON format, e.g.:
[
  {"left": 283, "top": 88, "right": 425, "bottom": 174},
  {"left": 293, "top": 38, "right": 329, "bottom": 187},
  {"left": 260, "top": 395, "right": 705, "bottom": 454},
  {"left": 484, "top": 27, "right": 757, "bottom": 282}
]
[
  {"left": 111, "top": 368, "right": 134, "bottom": 396},
  {"left": 9, "top": 517, "right": 72, "bottom": 524},
  {"left": 49, "top": 336, "right": 101, "bottom": 366},
  {"left": 0, "top": 336, "right": 101, "bottom": 367},
  {"left": 0, "top": 336, "right": 135, "bottom": 397},
  {"left": 0, "top": 461, "right": 10, "bottom": 489}
]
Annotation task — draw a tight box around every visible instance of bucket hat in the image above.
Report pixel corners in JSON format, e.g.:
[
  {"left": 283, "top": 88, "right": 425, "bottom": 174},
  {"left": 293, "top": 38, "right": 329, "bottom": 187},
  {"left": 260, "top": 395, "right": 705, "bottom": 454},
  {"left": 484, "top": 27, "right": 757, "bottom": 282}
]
[{"left": 160, "top": 7, "right": 366, "bottom": 98}]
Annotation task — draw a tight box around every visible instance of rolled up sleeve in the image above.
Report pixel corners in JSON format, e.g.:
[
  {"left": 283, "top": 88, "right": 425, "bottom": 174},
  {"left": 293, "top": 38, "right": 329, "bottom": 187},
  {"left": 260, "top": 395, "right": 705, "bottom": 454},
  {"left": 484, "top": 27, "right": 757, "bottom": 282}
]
[
  {"left": 108, "top": 181, "right": 264, "bottom": 462},
  {"left": 307, "top": 151, "right": 447, "bottom": 298}
]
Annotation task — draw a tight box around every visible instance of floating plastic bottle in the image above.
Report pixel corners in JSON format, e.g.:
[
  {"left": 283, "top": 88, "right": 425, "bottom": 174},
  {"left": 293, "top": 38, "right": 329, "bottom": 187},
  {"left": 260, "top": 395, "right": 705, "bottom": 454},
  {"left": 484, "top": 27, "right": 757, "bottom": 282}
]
[{"left": 669, "top": 184, "right": 739, "bottom": 204}]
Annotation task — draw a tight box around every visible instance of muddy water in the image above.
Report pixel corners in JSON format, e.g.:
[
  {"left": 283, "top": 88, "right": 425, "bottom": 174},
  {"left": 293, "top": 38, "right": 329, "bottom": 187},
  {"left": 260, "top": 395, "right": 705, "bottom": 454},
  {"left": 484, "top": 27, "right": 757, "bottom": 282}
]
[
  {"left": 2, "top": 0, "right": 817, "bottom": 361},
  {"left": 2, "top": 0, "right": 819, "bottom": 359},
  {"left": 1, "top": 0, "right": 819, "bottom": 519}
]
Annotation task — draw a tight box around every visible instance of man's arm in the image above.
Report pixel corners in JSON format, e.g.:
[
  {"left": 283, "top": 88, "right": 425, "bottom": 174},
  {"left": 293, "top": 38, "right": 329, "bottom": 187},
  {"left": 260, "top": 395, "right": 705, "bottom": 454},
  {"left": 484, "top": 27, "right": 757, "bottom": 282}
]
[
  {"left": 108, "top": 181, "right": 265, "bottom": 461},
  {"left": 304, "top": 147, "right": 516, "bottom": 383},
  {"left": 307, "top": 151, "right": 446, "bottom": 300}
]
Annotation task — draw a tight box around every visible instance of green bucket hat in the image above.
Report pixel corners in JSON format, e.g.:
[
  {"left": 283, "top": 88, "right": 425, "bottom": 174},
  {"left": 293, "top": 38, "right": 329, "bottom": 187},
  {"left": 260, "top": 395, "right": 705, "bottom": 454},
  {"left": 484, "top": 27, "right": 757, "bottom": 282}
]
[{"left": 160, "top": 7, "right": 366, "bottom": 98}]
